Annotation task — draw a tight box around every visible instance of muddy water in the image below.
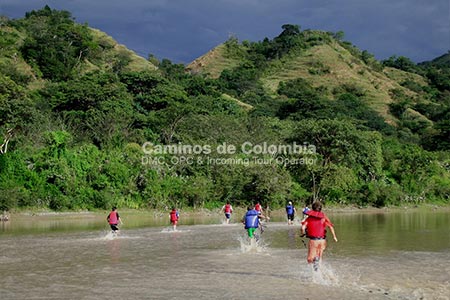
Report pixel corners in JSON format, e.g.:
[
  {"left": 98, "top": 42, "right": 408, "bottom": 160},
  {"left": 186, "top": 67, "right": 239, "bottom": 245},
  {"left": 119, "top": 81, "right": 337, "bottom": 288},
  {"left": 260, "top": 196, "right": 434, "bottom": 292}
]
[{"left": 0, "top": 209, "right": 449, "bottom": 299}]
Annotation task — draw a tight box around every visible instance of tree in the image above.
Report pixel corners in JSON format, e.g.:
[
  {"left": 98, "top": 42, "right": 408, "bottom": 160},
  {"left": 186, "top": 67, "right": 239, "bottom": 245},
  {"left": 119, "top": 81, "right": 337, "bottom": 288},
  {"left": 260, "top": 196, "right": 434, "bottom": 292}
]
[
  {"left": 16, "top": 6, "right": 96, "bottom": 81},
  {"left": 40, "top": 71, "right": 134, "bottom": 147},
  {"left": 279, "top": 24, "right": 301, "bottom": 38},
  {"left": 277, "top": 78, "right": 332, "bottom": 119},
  {"left": 0, "top": 76, "right": 33, "bottom": 153},
  {"left": 382, "top": 55, "right": 420, "bottom": 74},
  {"left": 333, "top": 31, "right": 345, "bottom": 41},
  {"left": 427, "top": 118, "right": 450, "bottom": 150},
  {"left": 287, "top": 119, "right": 383, "bottom": 203},
  {"left": 272, "top": 24, "right": 302, "bottom": 58}
]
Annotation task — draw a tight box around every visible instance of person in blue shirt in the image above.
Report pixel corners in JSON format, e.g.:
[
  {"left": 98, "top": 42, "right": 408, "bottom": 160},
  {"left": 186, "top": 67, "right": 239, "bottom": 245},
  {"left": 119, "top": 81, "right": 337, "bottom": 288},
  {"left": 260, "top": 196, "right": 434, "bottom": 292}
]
[
  {"left": 242, "top": 205, "right": 267, "bottom": 238},
  {"left": 285, "top": 201, "right": 296, "bottom": 225}
]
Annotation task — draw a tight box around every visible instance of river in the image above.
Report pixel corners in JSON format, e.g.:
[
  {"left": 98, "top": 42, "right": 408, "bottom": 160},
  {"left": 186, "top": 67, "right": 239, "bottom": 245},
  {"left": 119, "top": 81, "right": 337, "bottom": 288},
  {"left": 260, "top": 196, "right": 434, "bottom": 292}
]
[{"left": 0, "top": 208, "right": 449, "bottom": 299}]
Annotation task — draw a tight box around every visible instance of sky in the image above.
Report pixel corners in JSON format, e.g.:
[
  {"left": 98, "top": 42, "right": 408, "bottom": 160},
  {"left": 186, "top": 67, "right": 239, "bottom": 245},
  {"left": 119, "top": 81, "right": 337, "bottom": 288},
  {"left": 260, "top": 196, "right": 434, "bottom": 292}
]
[{"left": 1, "top": 0, "right": 449, "bottom": 64}]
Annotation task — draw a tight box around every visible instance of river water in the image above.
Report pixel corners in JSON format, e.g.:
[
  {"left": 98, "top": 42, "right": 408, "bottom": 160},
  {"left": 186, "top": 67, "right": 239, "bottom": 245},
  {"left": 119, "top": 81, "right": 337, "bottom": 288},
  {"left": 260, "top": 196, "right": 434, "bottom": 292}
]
[{"left": 0, "top": 208, "right": 449, "bottom": 300}]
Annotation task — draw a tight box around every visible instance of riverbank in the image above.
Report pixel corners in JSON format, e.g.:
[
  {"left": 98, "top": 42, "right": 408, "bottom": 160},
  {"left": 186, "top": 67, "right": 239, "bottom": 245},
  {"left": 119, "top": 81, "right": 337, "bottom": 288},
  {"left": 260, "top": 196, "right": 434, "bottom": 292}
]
[{"left": 3, "top": 202, "right": 449, "bottom": 221}]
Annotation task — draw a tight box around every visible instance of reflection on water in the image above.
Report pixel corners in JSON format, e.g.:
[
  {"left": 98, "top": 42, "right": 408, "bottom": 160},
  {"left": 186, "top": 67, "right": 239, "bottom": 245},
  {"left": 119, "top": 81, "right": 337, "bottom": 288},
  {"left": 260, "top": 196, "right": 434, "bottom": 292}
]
[
  {"left": 330, "top": 209, "right": 450, "bottom": 254},
  {"left": 0, "top": 209, "right": 449, "bottom": 299},
  {"left": 0, "top": 210, "right": 226, "bottom": 235}
]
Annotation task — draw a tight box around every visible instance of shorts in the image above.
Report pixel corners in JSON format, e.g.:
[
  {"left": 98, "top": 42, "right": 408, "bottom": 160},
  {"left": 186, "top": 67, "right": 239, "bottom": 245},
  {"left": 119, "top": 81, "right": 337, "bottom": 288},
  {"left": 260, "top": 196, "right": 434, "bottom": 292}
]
[
  {"left": 110, "top": 224, "right": 119, "bottom": 231},
  {"left": 307, "top": 239, "right": 326, "bottom": 263},
  {"left": 247, "top": 227, "right": 257, "bottom": 238},
  {"left": 287, "top": 214, "right": 295, "bottom": 221},
  {"left": 225, "top": 213, "right": 231, "bottom": 219},
  {"left": 171, "top": 220, "right": 178, "bottom": 226}
]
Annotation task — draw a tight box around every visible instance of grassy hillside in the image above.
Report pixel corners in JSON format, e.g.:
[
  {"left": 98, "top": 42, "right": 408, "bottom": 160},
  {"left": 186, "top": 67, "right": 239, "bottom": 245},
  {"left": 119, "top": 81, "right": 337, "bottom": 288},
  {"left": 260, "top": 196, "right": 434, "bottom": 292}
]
[
  {"left": 186, "top": 44, "right": 241, "bottom": 78},
  {"left": 83, "top": 28, "right": 157, "bottom": 73},
  {"left": 0, "top": 18, "right": 156, "bottom": 87},
  {"left": 187, "top": 32, "right": 431, "bottom": 126},
  {"left": 265, "top": 41, "right": 427, "bottom": 124},
  {"left": 419, "top": 51, "right": 450, "bottom": 67}
]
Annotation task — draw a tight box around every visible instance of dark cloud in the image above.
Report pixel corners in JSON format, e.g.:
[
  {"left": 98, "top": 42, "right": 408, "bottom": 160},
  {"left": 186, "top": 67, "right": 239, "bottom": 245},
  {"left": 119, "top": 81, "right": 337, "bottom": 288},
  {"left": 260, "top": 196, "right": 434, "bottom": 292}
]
[{"left": 1, "top": 0, "right": 448, "bottom": 63}]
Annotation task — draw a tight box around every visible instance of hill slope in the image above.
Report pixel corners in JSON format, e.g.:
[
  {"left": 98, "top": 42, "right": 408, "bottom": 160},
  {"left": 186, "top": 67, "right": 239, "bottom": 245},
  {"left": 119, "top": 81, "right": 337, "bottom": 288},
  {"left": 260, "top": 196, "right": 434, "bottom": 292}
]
[
  {"left": 0, "top": 16, "right": 156, "bottom": 88},
  {"left": 187, "top": 31, "right": 430, "bottom": 126},
  {"left": 186, "top": 44, "right": 241, "bottom": 78}
]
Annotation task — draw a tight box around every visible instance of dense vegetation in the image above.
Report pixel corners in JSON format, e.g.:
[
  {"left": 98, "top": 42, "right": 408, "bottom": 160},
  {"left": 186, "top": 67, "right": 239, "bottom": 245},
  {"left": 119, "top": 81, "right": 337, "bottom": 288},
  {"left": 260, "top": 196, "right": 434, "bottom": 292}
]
[{"left": 0, "top": 7, "right": 449, "bottom": 211}]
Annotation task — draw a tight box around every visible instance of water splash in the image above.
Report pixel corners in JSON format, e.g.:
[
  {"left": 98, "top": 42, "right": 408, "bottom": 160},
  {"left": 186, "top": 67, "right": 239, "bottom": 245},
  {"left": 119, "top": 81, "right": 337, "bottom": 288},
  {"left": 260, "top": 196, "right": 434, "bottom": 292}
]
[
  {"left": 238, "top": 235, "right": 267, "bottom": 253},
  {"left": 102, "top": 231, "right": 119, "bottom": 240},
  {"left": 160, "top": 227, "right": 191, "bottom": 233},
  {"left": 311, "top": 261, "right": 340, "bottom": 286}
]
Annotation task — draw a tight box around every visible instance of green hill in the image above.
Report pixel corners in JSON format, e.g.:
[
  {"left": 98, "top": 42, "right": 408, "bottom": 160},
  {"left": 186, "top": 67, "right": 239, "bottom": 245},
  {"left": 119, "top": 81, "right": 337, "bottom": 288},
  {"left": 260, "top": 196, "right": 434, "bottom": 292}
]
[
  {"left": 0, "top": 8, "right": 156, "bottom": 89},
  {"left": 419, "top": 51, "right": 450, "bottom": 67},
  {"left": 186, "top": 44, "right": 241, "bottom": 78},
  {"left": 187, "top": 31, "right": 430, "bottom": 127},
  {"left": 81, "top": 28, "right": 157, "bottom": 73}
]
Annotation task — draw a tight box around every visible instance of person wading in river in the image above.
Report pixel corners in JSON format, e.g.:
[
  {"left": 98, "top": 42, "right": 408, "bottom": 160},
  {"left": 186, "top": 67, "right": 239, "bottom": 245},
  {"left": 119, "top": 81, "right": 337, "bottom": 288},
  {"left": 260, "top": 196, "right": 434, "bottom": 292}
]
[
  {"left": 107, "top": 207, "right": 122, "bottom": 234},
  {"left": 253, "top": 201, "right": 269, "bottom": 231},
  {"left": 170, "top": 207, "right": 180, "bottom": 231},
  {"left": 286, "top": 201, "right": 296, "bottom": 225},
  {"left": 254, "top": 202, "right": 263, "bottom": 215},
  {"left": 221, "top": 201, "right": 233, "bottom": 224},
  {"left": 242, "top": 205, "right": 267, "bottom": 239},
  {"left": 300, "top": 201, "right": 338, "bottom": 271}
]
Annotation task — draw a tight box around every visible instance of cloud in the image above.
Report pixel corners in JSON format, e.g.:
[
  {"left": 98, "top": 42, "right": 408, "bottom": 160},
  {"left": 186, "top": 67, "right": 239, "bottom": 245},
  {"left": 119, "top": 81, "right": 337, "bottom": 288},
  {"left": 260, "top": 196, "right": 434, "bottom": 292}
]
[{"left": 0, "top": 0, "right": 448, "bottom": 63}]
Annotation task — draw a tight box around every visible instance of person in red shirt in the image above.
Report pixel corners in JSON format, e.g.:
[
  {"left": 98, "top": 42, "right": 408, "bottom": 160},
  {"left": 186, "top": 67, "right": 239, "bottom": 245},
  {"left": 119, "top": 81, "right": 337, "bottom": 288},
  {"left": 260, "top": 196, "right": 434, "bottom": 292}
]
[
  {"left": 253, "top": 202, "right": 269, "bottom": 232},
  {"left": 169, "top": 207, "right": 180, "bottom": 231},
  {"left": 254, "top": 202, "right": 263, "bottom": 214},
  {"left": 301, "top": 201, "right": 338, "bottom": 271},
  {"left": 222, "top": 201, "right": 233, "bottom": 224},
  {"left": 107, "top": 207, "right": 122, "bottom": 234}
]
